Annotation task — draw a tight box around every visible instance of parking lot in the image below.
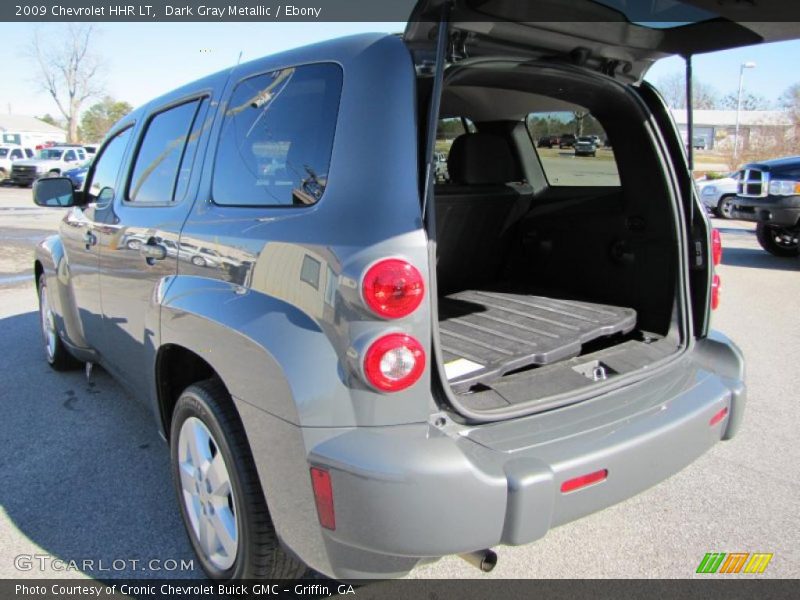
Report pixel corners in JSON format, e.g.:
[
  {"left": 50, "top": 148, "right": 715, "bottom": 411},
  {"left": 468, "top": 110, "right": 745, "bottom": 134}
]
[{"left": 0, "top": 183, "right": 798, "bottom": 579}]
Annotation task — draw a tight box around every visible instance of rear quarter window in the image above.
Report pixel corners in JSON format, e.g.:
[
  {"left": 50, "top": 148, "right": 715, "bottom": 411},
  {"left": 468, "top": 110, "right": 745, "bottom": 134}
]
[
  {"left": 526, "top": 111, "right": 620, "bottom": 187},
  {"left": 212, "top": 63, "right": 342, "bottom": 207}
]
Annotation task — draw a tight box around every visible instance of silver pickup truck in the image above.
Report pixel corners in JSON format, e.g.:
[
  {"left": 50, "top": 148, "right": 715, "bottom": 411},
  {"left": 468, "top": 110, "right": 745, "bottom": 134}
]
[{"left": 31, "top": 0, "right": 789, "bottom": 582}]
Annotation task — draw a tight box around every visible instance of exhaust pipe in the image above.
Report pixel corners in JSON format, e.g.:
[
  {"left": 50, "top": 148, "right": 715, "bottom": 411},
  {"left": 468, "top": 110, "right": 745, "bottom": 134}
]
[{"left": 459, "top": 549, "right": 497, "bottom": 573}]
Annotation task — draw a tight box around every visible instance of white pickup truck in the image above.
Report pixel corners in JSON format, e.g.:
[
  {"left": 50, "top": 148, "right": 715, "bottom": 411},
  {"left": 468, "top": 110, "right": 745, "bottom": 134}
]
[
  {"left": 0, "top": 145, "right": 35, "bottom": 181},
  {"left": 10, "top": 145, "right": 87, "bottom": 187}
]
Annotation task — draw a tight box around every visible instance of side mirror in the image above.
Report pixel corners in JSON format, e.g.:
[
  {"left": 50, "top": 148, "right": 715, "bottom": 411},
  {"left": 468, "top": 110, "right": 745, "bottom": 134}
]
[{"left": 33, "top": 177, "right": 76, "bottom": 207}]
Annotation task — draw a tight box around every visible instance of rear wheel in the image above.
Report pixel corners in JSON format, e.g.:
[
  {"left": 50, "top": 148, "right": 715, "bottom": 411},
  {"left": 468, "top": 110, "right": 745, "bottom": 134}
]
[
  {"left": 716, "top": 195, "right": 735, "bottom": 219},
  {"left": 170, "top": 379, "right": 309, "bottom": 580},
  {"left": 37, "top": 274, "right": 81, "bottom": 370},
  {"left": 755, "top": 223, "right": 800, "bottom": 257}
]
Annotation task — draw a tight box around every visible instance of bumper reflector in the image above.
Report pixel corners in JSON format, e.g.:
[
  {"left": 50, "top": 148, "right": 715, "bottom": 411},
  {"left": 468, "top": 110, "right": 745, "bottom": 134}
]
[
  {"left": 560, "top": 469, "right": 608, "bottom": 493},
  {"left": 310, "top": 467, "right": 336, "bottom": 530},
  {"left": 709, "top": 406, "right": 729, "bottom": 427}
]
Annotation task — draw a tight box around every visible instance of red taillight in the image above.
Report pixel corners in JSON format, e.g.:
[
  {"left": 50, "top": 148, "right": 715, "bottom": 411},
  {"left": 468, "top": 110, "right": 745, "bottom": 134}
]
[
  {"left": 711, "top": 273, "right": 721, "bottom": 310},
  {"left": 310, "top": 467, "right": 335, "bottom": 530},
  {"left": 363, "top": 333, "right": 425, "bottom": 392},
  {"left": 711, "top": 229, "right": 722, "bottom": 266},
  {"left": 560, "top": 469, "right": 608, "bottom": 493},
  {"left": 362, "top": 259, "right": 424, "bottom": 319}
]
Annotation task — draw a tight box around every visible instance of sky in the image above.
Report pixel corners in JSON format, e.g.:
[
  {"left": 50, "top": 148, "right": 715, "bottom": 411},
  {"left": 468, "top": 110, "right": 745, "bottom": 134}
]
[{"left": 1, "top": 21, "right": 799, "bottom": 118}]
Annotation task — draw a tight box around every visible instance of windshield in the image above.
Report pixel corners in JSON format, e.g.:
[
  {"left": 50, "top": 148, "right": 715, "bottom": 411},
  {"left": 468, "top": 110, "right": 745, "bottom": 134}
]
[{"left": 38, "top": 149, "right": 63, "bottom": 160}]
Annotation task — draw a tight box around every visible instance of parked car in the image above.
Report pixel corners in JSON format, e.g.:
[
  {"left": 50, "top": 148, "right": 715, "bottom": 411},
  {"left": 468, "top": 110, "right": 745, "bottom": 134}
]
[
  {"left": 0, "top": 144, "right": 35, "bottom": 181},
  {"left": 574, "top": 136, "right": 597, "bottom": 157},
  {"left": 731, "top": 156, "right": 800, "bottom": 256},
  {"left": 434, "top": 151, "right": 448, "bottom": 181},
  {"left": 697, "top": 172, "right": 740, "bottom": 218},
  {"left": 10, "top": 145, "right": 87, "bottom": 187},
  {"left": 692, "top": 136, "right": 707, "bottom": 150},
  {"left": 62, "top": 159, "right": 92, "bottom": 190},
  {"left": 558, "top": 133, "right": 576, "bottom": 148},
  {"left": 537, "top": 135, "right": 559, "bottom": 148},
  {"left": 32, "top": 2, "right": 767, "bottom": 581}
]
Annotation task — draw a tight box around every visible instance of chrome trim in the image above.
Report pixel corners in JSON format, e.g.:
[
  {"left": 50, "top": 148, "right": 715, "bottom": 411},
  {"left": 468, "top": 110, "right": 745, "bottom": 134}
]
[{"left": 737, "top": 168, "right": 769, "bottom": 198}]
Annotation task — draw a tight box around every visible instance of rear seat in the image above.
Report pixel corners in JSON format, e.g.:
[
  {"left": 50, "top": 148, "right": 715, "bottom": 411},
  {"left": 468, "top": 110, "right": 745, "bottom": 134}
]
[{"left": 435, "top": 132, "right": 532, "bottom": 294}]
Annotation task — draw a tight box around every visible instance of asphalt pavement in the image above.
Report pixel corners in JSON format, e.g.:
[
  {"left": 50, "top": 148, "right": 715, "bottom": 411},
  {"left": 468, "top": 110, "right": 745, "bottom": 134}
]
[{"left": 0, "top": 185, "right": 798, "bottom": 579}]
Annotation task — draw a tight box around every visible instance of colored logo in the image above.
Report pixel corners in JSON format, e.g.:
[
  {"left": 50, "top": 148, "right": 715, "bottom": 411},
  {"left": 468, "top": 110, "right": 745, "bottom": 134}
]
[{"left": 696, "top": 552, "right": 773, "bottom": 574}]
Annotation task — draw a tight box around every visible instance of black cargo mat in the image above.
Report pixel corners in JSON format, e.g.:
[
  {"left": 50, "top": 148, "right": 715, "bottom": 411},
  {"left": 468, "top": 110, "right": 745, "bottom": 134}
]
[{"left": 438, "top": 290, "right": 637, "bottom": 391}]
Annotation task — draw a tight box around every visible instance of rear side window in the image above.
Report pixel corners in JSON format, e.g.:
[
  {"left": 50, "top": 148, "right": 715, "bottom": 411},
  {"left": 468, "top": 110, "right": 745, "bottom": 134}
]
[
  {"left": 526, "top": 111, "right": 620, "bottom": 187},
  {"left": 212, "top": 63, "right": 342, "bottom": 207},
  {"left": 86, "top": 127, "right": 133, "bottom": 203},
  {"left": 128, "top": 99, "right": 202, "bottom": 203}
]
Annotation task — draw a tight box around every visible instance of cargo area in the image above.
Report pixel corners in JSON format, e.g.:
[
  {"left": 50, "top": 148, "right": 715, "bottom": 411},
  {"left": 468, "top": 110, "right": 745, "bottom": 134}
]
[{"left": 426, "top": 61, "right": 685, "bottom": 416}]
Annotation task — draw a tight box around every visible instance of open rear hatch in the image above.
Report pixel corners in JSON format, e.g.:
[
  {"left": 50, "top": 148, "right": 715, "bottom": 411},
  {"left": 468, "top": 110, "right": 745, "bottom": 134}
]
[
  {"left": 407, "top": 0, "right": 799, "bottom": 422},
  {"left": 405, "top": 0, "right": 800, "bottom": 83}
]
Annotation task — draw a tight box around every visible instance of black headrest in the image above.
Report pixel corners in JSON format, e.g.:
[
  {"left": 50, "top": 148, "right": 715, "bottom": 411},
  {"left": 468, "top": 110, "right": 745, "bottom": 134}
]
[{"left": 447, "top": 133, "right": 520, "bottom": 185}]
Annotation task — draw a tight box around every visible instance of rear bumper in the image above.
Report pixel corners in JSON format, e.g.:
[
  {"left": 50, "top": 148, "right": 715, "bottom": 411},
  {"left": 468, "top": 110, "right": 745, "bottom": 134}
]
[
  {"left": 731, "top": 195, "right": 800, "bottom": 226},
  {"left": 243, "top": 334, "right": 745, "bottom": 580}
]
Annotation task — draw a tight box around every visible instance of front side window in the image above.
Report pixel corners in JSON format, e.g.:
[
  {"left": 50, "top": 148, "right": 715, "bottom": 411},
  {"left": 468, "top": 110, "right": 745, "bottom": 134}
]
[
  {"left": 213, "top": 63, "right": 342, "bottom": 207},
  {"left": 128, "top": 100, "right": 201, "bottom": 203},
  {"left": 0, "top": 149, "right": 7, "bottom": 158},
  {"left": 86, "top": 127, "right": 133, "bottom": 204}
]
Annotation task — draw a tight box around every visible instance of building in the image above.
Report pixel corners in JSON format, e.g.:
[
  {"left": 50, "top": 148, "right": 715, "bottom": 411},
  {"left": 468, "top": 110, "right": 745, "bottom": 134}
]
[
  {"left": 0, "top": 114, "right": 67, "bottom": 148},
  {"left": 670, "top": 109, "right": 793, "bottom": 151}
]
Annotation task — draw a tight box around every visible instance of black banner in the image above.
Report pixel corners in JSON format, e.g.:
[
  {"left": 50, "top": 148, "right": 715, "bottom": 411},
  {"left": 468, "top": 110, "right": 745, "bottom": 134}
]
[
  {"left": 3, "top": 579, "right": 799, "bottom": 600},
  {"left": 4, "top": 0, "right": 800, "bottom": 23}
]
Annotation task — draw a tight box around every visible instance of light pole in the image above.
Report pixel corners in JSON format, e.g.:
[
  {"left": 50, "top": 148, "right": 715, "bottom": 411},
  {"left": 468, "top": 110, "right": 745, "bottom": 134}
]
[{"left": 734, "top": 61, "right": 756, "bottom": 159}]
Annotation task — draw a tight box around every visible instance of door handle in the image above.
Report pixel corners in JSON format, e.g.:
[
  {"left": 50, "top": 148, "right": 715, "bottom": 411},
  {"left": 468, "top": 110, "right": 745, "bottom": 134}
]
[
  {"left": 140, "top": 242, "right": 167, "bottom": 264},
  {"left": 83, "top": 230, "right": 97, "bottom": 250}
]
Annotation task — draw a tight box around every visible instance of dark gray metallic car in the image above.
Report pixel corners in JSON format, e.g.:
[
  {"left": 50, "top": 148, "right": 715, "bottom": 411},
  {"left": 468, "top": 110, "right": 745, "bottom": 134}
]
[{"left": 31, "top": 0, "right": 796, "bottom": 581}]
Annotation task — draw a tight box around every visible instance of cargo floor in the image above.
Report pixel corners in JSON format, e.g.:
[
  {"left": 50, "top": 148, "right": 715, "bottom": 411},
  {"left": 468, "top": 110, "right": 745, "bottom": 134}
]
[{"left": 438, "top": 289, "right": 637, "bottom": 391}]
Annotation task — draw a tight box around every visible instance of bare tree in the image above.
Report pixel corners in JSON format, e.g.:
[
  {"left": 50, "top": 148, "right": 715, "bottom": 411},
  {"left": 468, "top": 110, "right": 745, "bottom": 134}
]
[
  {"left": 29, "top": 25, "right": 104, "bottom": 143},
  {"left": 572, "top": 110, "right": 589, "bottom": 135},
  {"left": 655, "top": 72, "right": 720, "bottom": 110},
  {"left": 779, "top": 82, "right": 800, "bottom": 127}
]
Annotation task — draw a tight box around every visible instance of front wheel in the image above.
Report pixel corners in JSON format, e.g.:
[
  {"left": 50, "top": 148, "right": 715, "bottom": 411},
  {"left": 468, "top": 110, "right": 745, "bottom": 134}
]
[
  {"left": 716, "top": 196, "right": 735, "bottom": 219},
  {"left": 755, "top": 223, "right": 800, "bottom": 257},
  {"left": 38, "top": 274, "right": 81, "bottom": 370},
  {"left": 170, "top": 380, "right": 309, "bottom": 580}
]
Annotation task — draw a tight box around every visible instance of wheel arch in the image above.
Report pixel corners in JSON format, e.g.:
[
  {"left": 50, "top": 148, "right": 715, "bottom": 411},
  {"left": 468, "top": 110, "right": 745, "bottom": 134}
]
[{"left": 155, "top": 343, "right": 227, "bottom": 440}]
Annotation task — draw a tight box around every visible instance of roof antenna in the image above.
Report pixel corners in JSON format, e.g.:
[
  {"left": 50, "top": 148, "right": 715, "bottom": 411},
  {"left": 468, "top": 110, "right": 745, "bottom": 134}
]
[{"left": 236, "top": 50, "right": 243, "bottom": 65}]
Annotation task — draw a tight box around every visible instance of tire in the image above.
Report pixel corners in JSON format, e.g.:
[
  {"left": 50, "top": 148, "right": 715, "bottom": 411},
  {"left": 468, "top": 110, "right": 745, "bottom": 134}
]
[
  {"left": 170, "top": 379, "right": 309, "bottom": 580},
  {"left": 755, "top": 223, "right": 800, "bottom": 257},
  {"left": 37, "top": 274, "right": 81, "bottom": 370},
  {"left": 191, "top": 255, "right": 206, "bottom": 267},
  {"left": 716, "top": 196, "right": 735, "bottom": 219}
]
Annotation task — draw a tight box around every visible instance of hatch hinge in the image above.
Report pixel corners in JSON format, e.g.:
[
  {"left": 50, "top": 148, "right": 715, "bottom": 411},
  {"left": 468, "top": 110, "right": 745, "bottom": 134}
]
[{"left": 448, "top": 29, "right": 468, "bottom": 62}]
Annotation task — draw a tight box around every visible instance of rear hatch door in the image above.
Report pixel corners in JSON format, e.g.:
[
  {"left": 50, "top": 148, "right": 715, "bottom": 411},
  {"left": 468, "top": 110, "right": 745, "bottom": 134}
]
[{"left": 405, "top": 0, "right": 800, "bottom": 81}]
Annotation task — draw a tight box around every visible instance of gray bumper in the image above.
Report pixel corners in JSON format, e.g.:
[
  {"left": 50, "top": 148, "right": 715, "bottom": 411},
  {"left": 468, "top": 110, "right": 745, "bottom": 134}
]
[{"left": 240, "top": 335, "right": 744, "bottom": 580}]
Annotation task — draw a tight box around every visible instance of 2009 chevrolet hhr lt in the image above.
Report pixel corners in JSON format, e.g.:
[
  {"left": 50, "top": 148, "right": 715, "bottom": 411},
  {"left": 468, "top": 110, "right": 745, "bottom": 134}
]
[{"left": 33, "top": 0, "right": 795, "bottom": 581}]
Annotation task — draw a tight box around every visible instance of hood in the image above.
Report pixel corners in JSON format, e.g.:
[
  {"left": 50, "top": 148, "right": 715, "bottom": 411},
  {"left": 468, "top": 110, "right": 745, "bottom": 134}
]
[
  {"left": 405, "top": 0, "right": 800, "bottom": 82},
  {"left": 13, "top": 158, "right": 58, "bottom": 168}
]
